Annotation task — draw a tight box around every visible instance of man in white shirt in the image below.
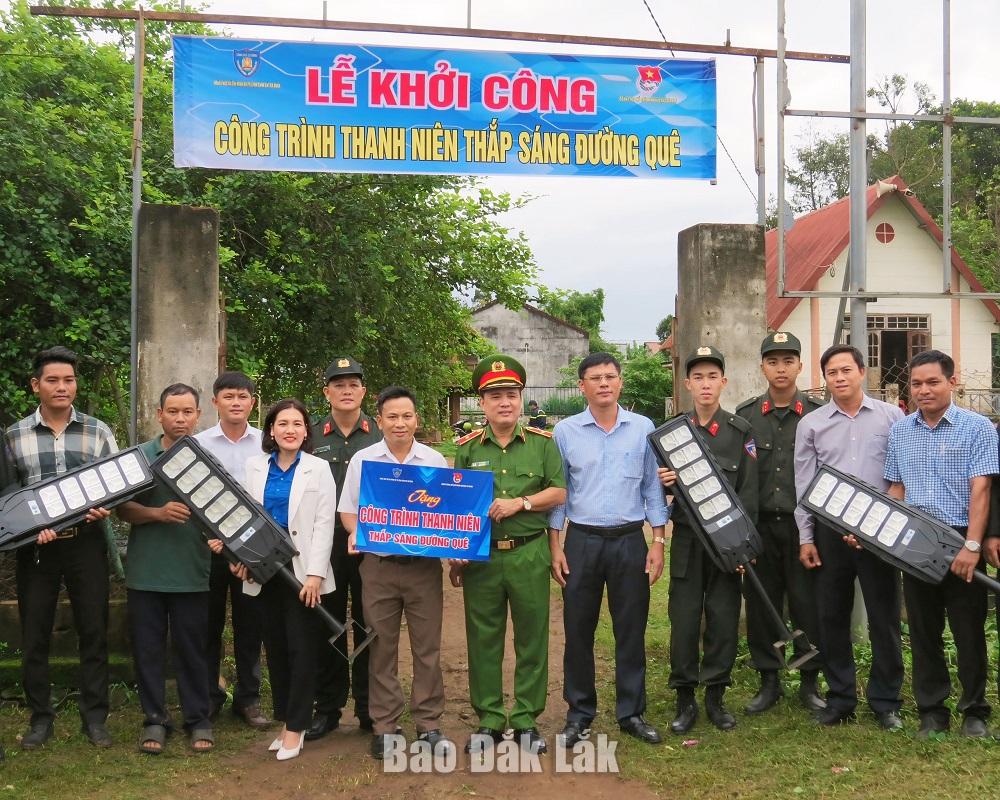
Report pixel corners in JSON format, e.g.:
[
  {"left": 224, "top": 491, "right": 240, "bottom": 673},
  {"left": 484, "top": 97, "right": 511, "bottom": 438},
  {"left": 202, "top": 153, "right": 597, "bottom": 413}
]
[
  {"left": 339, "top": 386, "right": 450, "bottom": 759},
  {"left": 194, "top": 371, "right": 268, "bottom": 728}
]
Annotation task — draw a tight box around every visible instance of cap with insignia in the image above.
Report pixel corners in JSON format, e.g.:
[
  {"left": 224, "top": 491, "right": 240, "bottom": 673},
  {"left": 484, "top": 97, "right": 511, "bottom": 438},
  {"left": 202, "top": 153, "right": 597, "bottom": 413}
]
[
  {"left": 471, "top": 354, "right": 526, "bottom": 393},
  {"left": 761, "top": 331, "right": 802, "bottom": 356},
  {"left": 684, "top": 345, "right": 726, "bottom": 375},
  {"left": 324, "top": 356, "right": 364, "bottom": 382}
]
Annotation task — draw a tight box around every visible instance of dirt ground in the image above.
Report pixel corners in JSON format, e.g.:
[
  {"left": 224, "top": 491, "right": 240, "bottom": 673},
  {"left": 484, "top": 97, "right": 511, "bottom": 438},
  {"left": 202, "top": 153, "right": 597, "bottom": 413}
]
[{"left": 182, "top": 581, "right": 660, "bottom": 800}]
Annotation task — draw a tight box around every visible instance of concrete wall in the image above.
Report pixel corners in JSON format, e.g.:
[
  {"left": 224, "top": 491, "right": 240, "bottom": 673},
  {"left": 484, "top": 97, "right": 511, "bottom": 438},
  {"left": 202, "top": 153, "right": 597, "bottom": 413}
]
[
  {"left": 676, "top": 224, "right": 768, "bottom": 413},
  {"left": 470, "top": 304, "right": 589, "bottom": 399},
  {"left": 136, "top": 203, "right": 220, "bottom": 441}
]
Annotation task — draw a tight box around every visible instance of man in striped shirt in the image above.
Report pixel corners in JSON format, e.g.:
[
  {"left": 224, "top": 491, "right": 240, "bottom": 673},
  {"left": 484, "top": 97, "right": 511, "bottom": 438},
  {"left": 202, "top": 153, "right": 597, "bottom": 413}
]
[
  {"left": 4, "top": 347, "right": 117, "bottom": 750},
  {"left": 884, "top": 350, "right": 998, "bottom": 738}
]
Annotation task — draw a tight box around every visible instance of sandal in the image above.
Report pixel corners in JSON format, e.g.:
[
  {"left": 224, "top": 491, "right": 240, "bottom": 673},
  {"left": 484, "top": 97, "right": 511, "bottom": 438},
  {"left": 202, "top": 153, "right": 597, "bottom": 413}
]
[
  {"left": 139, "top": 724, "right": 167, "bottom": 755},
  {"left": 190, "top": 726, "right": 214, "bottom": 753}
]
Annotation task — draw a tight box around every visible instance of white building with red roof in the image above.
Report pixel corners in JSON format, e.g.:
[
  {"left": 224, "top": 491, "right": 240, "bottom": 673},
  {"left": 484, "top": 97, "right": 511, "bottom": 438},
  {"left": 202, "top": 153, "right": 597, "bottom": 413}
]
[{"left": 765, "top": 175, "right": 999, "bottom": 400}]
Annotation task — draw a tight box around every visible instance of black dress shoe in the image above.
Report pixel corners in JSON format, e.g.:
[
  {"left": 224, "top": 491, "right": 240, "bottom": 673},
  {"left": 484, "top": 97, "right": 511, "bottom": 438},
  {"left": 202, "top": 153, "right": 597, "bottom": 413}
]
[
  {"left": 705, "top": 687, "right": 736, "bottom": 731},
  {"left": 357, "top": 711, "right": 374, "bottom": 732},
  {"left": 305, "top": 712, "right": 340, "bottom": 741},
  {"left": 464, "top": 727, "right": 504, "bottom": 753},
  {"left": 513, "top": 727, "right": 547, "bottom": 754},
  {"left": 370, "top": 727, "right": 403, "bottom": 759},
  {"left": 670, "top": 694, "right": 699, "bottom": 734},
  {"left": 814, "top": 706, "right": 856, "bottom": 726},
  {"left": 81, "top": 722, "right": 113, "bottom": 748},
  {"left": 876, "top": 710, "right": 903, "bottom": 732},
  {"left": 558, "top": 721, "right": 591, "bottom": 749},
  {"left": 20, "top": 721, "right": 53, "bottom": 750},
  {"left": 798, "top": 672, "right": 827, "bottom": 712},
  {"left": 745, "top": 671, "right": 784, "bottom": 714},
  {"left": 619, "top": 715, "right": 662, "bottom": 743},
  {"left": 416, "top": 729, "right": 453, "bottom": 751},
  {"left": 960, "top": 715, "right": 990, "bottom": 738},
  {"left": 916, "top": 715, "right": 949, "bottom": 739}
]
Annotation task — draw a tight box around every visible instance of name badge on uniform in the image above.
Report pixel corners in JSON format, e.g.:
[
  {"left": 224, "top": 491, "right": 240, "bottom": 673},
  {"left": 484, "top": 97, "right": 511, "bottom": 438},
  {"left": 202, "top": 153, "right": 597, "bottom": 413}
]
[
  {"left": 313, "top": 445, "right": 332, "bottom": 454},
  {"left": 471, "top": 461, "right": 490, "bottom": 468}
]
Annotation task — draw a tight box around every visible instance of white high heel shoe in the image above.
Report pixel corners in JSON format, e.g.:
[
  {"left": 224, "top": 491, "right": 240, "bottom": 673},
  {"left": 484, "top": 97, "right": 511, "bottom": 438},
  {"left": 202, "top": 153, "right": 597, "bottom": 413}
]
[
  {"left": 276, "top": 732, "right": 304, "bottom": 761},
  {"left": 268, "top": 736, "right": 282, "bottom": 752}
]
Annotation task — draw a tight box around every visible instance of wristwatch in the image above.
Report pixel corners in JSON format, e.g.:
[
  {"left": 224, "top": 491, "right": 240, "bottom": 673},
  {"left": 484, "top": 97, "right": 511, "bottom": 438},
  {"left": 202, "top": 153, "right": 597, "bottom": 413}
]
[
  {"left": 521, "top": 496, "right": 532, "bottom": 511},
  {"left": 963, "top": 539, "right": 982, "bottom": 553}
]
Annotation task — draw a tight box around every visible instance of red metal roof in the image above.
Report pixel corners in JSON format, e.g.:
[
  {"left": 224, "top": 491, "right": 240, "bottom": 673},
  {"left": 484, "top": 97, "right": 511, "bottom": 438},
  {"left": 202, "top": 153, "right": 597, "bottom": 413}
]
[{"left": 764, "top": 175, "right": 1000, "bottom": 328}]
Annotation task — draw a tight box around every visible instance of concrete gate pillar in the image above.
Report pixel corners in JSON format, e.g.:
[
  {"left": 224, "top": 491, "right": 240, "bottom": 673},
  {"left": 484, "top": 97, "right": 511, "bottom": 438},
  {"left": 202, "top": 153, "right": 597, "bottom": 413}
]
[
  {"left": 675, "top": 224, "right": 768, "bottom": 413},
  {"left": 136, "top": 203, "right": 220, "bottom": 440}
]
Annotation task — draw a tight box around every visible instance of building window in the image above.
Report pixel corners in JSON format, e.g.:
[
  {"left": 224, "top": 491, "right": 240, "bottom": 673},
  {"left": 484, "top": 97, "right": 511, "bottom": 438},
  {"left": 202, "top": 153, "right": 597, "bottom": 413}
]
[{"left": 875, "top": 222, "right": 895, "bottom": 244}]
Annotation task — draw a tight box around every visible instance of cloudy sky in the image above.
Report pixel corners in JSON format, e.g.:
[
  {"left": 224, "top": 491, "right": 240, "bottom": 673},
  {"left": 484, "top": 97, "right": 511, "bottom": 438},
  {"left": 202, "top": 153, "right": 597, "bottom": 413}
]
[{"left": 13, "top": 1, "right": 1000, "bottom": 341}]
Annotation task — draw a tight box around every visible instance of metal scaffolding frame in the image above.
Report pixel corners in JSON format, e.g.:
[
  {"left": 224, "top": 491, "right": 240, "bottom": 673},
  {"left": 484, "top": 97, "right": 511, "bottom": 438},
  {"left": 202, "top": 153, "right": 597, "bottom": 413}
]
[{"left": 776, "top": 0, "right": 1000, "bottom": 354}]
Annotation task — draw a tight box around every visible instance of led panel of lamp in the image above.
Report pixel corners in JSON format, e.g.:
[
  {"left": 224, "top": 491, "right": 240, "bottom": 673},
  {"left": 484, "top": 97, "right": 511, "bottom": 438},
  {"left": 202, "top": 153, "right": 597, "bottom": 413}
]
[
  {"left": 0, "top": 446, "right": 155, "bottom": 551},
  {"left": 800, "top": 464, "right": 965, "bottom": 585},
  {"left": 648, "top": 416, "right": 762, "bottom": 572},
  {"left": 152, "top": 436, "right": 296, "bottom": 584}
]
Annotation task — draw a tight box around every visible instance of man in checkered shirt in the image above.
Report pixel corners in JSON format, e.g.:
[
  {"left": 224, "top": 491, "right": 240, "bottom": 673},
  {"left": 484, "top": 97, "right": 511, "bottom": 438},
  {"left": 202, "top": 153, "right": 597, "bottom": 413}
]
[
  {"left": 884, "top": 349, "right": 999, "bottom": 739},
  {"left": 4, "top": 346, "right": 118, "bottom": 750}
]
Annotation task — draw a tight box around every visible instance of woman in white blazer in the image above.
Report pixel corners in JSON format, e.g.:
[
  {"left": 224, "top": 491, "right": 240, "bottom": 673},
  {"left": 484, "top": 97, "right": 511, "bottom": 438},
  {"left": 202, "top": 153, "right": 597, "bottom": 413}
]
[{"left": 211, "top": 397, "right": 335, "bottom": 761}]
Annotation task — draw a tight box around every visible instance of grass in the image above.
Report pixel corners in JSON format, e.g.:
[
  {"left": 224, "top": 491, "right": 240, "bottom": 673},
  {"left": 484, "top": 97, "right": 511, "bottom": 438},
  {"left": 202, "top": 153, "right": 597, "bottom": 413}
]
[{"left": 589, "top": 549, "right": 1000, "bottom": 799}]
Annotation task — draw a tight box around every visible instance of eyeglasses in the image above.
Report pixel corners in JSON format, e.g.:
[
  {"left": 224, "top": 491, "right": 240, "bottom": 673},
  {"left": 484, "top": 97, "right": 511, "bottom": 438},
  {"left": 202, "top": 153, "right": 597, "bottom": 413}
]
[{"left": 582, "top": 373, "right": 621, "bottom": 384}]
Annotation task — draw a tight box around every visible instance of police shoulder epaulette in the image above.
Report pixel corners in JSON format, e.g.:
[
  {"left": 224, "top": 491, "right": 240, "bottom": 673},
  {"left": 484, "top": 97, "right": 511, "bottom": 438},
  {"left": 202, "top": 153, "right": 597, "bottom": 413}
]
[
  {"left": 734, "top": 396, "right": 758, "bottom": 414},
  {"left": 526, "top": 426, "right": 553, "bottom": 438},
  {"left": 727, "top": 414, "right": 752, "bottom": 433},
  {"left": 455, "top": 429, "right": 484, "bottom": 446}
]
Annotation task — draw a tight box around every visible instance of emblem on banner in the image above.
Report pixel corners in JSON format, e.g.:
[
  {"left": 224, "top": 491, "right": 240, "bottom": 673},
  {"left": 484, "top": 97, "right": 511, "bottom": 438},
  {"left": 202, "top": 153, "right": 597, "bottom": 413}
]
[
  {"left": 392, "top": 468, "right": 402, "bottom": 478},
  {"left": 453, "top": 473, "right": 463, "bottom": 484},
  {"left": 636, "top": 64, "right": 663, "bottom": 93},
  {"left": 234, "top": 48, "right": 260, "bottom": 78}
]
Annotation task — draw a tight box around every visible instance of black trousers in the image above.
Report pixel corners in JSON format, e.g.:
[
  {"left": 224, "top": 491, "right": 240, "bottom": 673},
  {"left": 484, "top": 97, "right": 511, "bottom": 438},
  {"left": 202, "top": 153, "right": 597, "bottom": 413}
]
[
  {"left": 16, "top": 525, "right": 109, "bottom": 726},
  {"left": 206, "top": 553, "right": 262, "bottom": 712},
  {"left": 259, "top": 578, "right": 322, "bottom": 732},
  {"left": 313, "top": 529, "right": 369, "bottom": 722},
  {"left": 562, "top": 523, "right": 649, "bottom": 724},
  {"left": 745, "top": 513, "right": 823, "bottom": 673},
  {"left": 127, "top": 589, "right": 211, "bottom": 731},
  {"left": 814, "top": 523, "right": 903, "bottom": 713},
  {"left": 903, "top": 565, "right": 990, "bottom": 724},
  {"left": 668, "top": 525, "right": 742, "bottom": 690}
]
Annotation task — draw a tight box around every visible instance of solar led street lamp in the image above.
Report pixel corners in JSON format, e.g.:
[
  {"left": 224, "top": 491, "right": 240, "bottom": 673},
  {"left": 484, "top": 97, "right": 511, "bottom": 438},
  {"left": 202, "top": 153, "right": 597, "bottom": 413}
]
[
  {"left": 0, "top": 446, "right": 155, "bottom": 551},
  {"left": 152, "top": 436, "right": 375, "bottom": 661},
  {"left": 649, "top": 416, "right": 819, "bottom": 669},
  {"left": 800, "top": 464, "right": 1000, "bottom": 595}
]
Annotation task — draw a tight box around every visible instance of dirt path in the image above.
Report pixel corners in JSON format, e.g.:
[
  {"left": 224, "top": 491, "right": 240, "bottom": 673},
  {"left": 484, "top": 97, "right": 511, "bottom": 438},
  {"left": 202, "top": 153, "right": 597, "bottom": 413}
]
[{"left": 182, "top": 580, "right": 660, "bottom": 800}]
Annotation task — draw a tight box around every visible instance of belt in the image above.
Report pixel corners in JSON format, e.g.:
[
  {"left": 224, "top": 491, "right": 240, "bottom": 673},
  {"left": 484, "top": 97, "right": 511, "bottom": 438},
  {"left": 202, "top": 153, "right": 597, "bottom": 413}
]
[
  {"left": 378, "top": 554, "right": 423, "bottom": 565},
  {"left": 569, "top": 520, "right": 644, "bottom": 537},
  {"left": 493, "top": 530, "right": 545, "bottom": 551}
]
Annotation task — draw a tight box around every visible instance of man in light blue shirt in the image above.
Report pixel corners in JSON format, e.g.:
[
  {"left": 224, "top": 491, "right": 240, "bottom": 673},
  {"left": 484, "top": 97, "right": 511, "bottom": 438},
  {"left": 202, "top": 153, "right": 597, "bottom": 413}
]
[
  {"left": 549, "top": 352, "right": 669, "bottom": 748},
  {"left": 884, "top": 350, "right": 998, "bottom": 738}
]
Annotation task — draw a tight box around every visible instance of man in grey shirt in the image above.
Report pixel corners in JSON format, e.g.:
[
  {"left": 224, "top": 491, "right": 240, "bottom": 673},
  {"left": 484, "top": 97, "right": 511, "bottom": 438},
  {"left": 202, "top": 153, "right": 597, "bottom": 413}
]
[{"left": 793, "top": 344, "right": 905, "bottom": 730}]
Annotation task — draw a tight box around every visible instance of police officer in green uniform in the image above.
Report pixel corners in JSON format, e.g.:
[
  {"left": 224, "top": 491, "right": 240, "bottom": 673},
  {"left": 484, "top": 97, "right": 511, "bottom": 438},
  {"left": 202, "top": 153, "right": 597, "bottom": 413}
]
[
  {"left": 658, "top": 346, "right": 757, "bottom": 733},
  {"left": 736, "top": 332, "right": 826, "bottom": 715},
  {"left": 451, "top": 355, "right": 566, "bottom": 755},
  {"left": 306, "top": 357, "right": 382, "bottom": 739}
]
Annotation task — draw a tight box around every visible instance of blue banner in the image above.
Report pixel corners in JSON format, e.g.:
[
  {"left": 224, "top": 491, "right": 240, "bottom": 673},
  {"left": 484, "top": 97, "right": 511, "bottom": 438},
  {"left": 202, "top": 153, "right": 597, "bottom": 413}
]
[
  {"left": 355, "top": 461, "right": 493, "bottom": 560},
  {"left": 172, "top": 36, "right": 716, "bottom": 179}
]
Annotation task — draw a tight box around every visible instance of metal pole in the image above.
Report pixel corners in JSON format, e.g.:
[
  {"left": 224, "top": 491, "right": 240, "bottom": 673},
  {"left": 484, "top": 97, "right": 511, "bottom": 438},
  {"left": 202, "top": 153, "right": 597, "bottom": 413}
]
[
  {"left": 754, "top": 56, "right": 766, "bottom": 226},
  {"left": 942, "top": 0, "right": 952, "bottom": 293},
  {"left": 129, "top": 10, "right": 145, "bottom": 445},
  {"left": 848, "top": 0, "right": 867, "bottom": 360},
  {"left": 467, "top": 0, "right": 472, "bottom": 29},
  {"left": 776, "top": 0, "right": 787, "bottom": 296}
]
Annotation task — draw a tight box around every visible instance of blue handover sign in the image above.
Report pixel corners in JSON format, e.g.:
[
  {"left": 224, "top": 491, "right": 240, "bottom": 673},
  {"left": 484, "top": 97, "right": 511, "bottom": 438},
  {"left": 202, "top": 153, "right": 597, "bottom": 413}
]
[
  {"left": 355, "top": 462, "right": 493, "bottom": 560},
  {"left": 172, "top": 35, "right": 717, "bottom": 180}
]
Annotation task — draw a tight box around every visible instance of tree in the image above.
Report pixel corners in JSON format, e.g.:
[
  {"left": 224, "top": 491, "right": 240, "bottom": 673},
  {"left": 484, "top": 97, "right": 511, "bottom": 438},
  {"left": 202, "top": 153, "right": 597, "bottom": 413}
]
[
  {"left": 620, "top": 345, "right": 672, "bottom": 425},
  {"left": 786, "top": 132, "right": 850, "bottom": 213},
  {"left": 0, "top": 1, "right": 537, "bottom": 428},
  {"left": 655, "top": 314, "right": 674, "bottom": 342},
  {"left": 534, "top": 286, "right": 616, "bottom": 352}
]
